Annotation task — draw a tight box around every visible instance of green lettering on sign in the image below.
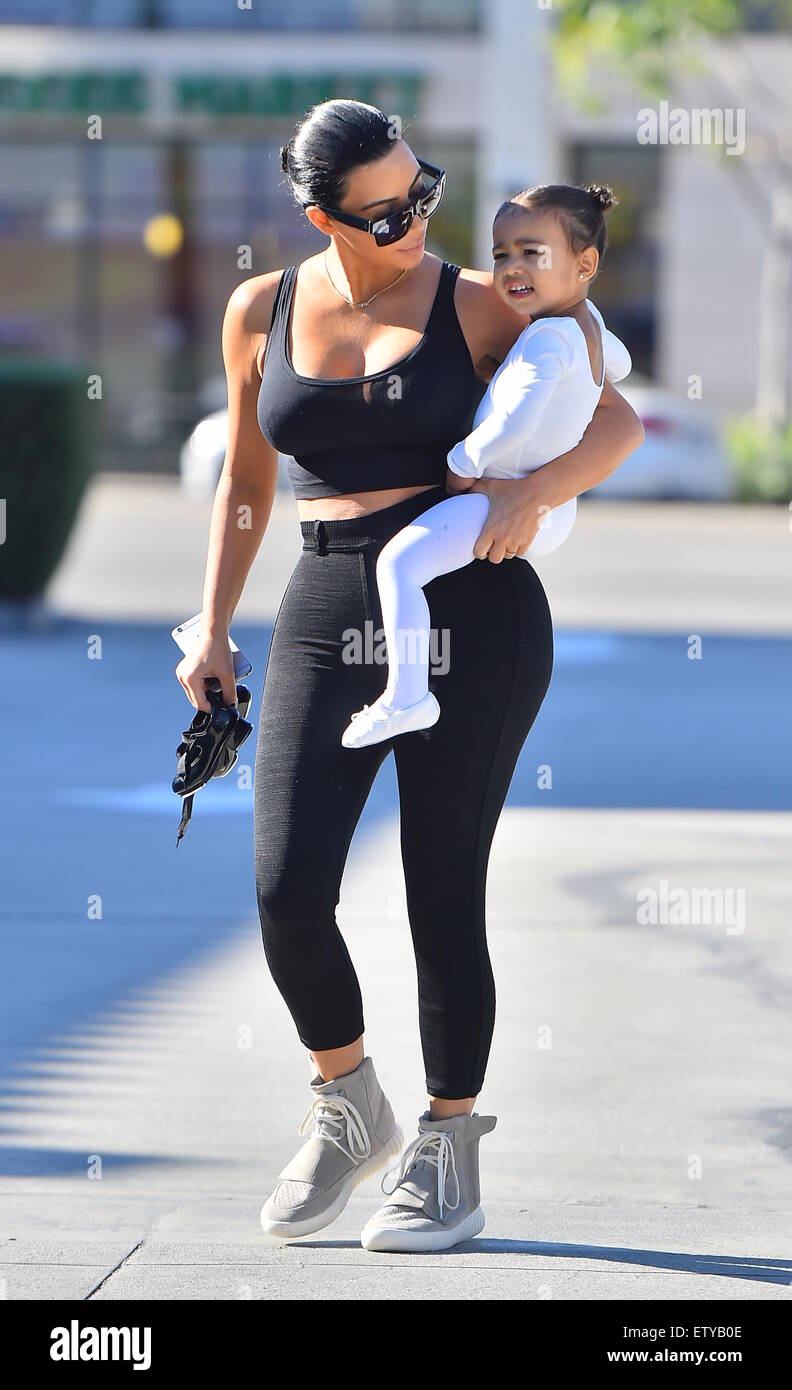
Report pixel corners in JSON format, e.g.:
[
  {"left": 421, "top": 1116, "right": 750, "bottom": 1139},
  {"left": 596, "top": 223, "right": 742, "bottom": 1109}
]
[
  {"left": 174, "top": 71, "right": 423, "bottom": 118},
  {"left": 0, "top": 68, "right": 422, "bottom": 120},
  {"left": 0, "top": 71, "right": 145, "bottom": 114}
]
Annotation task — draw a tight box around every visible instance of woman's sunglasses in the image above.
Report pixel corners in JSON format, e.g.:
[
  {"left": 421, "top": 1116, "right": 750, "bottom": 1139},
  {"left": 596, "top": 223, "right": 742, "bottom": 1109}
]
[{"left": 304, "top": 158, "right": 446, "bottom": 248}]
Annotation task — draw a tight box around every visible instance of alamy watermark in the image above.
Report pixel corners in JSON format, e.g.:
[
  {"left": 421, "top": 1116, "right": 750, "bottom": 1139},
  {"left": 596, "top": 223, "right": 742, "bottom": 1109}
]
[
  {"left": 637, "top": 880, "right": 746, "bottom": 935},
  {"left": 50, "top": 1321, "right": 151, "bottom": 1370},
  {"left": 342, "top": 620, "right": 450, "bottom": 675},
  {"left": 636, "top": 102, "right": 745, "bottom": 157}
]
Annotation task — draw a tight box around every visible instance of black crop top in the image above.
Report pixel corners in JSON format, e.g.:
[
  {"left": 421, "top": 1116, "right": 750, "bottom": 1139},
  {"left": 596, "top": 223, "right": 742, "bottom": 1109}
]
[{"left": 256, "top": 259, "right": 487, "bottom": 500}]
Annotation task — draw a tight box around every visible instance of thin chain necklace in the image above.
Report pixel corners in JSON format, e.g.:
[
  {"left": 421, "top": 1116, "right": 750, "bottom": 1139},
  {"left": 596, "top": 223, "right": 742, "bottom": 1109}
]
[{"left": 323, "top": 251, "right": 410, "bottom": 309}]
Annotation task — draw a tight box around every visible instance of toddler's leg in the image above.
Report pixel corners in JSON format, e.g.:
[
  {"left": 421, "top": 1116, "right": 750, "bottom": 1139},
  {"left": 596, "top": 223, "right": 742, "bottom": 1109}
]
[{"left": 375, "top": 492, "right": 491, "bottom": 709}]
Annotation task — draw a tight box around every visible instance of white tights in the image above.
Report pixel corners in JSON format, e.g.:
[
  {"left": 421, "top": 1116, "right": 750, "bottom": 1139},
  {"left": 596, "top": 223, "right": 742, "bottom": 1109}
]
[
  {"left": 376, "top": 492, "right": 493, "bottom": 709},
  {"left": 375, "top": 488, "right": 577, "bottom": 709}
]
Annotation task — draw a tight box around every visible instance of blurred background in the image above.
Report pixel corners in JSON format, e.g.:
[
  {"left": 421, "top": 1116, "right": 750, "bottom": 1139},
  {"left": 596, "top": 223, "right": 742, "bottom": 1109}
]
[
  {"left": 1, "top": 0, "right": 791, "bottom": 1300},
  {"left": 1, "top": 0, "right": 791, "bottom": 497}
]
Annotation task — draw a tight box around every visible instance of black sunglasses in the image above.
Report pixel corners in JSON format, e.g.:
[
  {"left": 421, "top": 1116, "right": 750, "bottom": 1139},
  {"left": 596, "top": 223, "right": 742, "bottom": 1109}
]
[{"left": 304, "top": 159, "right": 446, "bottom": 247}]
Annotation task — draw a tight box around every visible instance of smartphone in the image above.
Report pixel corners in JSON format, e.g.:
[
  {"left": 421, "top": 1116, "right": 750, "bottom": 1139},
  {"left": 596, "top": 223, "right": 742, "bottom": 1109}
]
[{"left": 172, "top": 612, "right": 253, "bottom": 679}]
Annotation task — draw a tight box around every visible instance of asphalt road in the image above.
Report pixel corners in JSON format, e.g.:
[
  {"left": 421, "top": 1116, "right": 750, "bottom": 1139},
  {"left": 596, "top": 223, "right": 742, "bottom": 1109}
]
[{"left": 1, "top": 475, "right": 789, "bottom": 1300}]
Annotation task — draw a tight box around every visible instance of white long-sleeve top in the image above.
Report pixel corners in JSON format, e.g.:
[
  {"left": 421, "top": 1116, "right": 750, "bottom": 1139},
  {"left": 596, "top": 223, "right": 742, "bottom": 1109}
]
[{"left": 447, "top": 300, "right": 632, "bottom": 482}]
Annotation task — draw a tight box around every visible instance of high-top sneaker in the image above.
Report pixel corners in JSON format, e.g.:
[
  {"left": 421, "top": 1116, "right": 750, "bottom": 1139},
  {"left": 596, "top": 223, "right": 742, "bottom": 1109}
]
[
  {"left": 260, "top": 1055, "right": 404, "bottom": 1240},
  {"left": 360, "top": 1109, "right": 497, "bottom": 1252}
]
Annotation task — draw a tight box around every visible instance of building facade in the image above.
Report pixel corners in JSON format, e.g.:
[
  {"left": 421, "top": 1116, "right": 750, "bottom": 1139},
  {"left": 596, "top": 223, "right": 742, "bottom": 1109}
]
[{"left": 0, "top": 1, "right": 781, "bottom": 467}]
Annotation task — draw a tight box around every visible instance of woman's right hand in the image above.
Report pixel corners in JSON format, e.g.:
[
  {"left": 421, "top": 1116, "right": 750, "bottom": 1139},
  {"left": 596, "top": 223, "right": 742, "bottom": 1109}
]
[{"left": 175, "top": 633, "right": 238, "bottom": 713}]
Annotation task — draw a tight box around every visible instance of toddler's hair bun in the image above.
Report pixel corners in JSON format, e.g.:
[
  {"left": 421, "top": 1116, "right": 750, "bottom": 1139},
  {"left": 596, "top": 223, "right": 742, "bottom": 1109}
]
[
  {"left": 279, "top": 143, "right": 290, "bottom": 173},
  {"left": 585, "top": 183, "right": 617, "bottom": 212}
]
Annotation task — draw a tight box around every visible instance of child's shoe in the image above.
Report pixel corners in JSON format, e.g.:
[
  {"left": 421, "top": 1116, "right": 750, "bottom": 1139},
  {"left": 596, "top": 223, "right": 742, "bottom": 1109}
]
[{"left": 341, "top": 691, "right": 440, "bottom": 749}]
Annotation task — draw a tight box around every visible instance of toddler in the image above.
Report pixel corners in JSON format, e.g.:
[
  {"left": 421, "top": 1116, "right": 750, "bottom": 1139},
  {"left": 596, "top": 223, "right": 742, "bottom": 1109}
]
[{"left": 342, "top": 182, "right": 632, "bottom": 750}]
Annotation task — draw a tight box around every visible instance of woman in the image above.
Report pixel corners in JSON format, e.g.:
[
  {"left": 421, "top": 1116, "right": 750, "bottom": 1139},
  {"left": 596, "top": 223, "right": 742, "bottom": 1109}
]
[{"left": 175, "top": 99, "right": 644, "bottom": 1254}]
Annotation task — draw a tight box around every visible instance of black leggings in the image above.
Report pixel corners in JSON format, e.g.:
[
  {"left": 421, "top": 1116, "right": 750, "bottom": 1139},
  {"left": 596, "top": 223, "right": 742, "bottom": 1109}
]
[{"left": 252, "top": 484, "right": 554, "bottom": 1099}]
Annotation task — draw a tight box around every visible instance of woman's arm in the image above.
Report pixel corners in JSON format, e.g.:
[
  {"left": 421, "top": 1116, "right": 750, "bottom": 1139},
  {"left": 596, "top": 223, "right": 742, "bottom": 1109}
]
[
  {"left": 468, "top": 377, "right": 645, "bottom": 562},
  {"left": 175, "top": 272, "right": 282, "bottom": 710}
]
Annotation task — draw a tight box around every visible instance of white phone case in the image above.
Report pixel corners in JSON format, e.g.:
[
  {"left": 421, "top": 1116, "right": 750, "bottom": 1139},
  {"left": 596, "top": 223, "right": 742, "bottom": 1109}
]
[{"left": 172, "top": 612, "right": 252, "bottom": 679}]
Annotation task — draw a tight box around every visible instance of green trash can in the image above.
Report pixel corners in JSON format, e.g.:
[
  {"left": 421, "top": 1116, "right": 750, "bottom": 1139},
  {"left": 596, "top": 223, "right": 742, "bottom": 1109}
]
[{"left": 0, "top": 358, "right": 98, "bottom": 601}]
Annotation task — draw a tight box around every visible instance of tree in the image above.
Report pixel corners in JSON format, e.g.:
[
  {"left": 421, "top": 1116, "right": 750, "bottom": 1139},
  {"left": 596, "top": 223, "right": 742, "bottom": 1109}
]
[{"left": 554, "top": 0, "right": 792, "bottom": 427}]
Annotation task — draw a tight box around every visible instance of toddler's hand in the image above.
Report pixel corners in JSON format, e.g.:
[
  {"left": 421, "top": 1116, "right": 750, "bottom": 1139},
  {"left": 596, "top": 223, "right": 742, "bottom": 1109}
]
[{"left": 445, "top": 465, "right": 476, "bottom": 495}]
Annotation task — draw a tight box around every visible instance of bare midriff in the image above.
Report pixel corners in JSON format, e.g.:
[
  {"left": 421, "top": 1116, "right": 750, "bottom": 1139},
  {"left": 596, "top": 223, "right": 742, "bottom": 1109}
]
[{"left": 295, "top": 482, "right": 440, "bottom": 522}]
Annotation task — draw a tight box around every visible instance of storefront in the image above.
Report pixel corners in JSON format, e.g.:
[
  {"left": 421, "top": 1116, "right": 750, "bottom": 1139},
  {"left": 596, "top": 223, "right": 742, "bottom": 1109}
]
[
  {"left": 0, "top": 24, "right": 487, "bottom": 467},
  {"left": 0, "top": 6, "right": 668, "bottom": 469}
]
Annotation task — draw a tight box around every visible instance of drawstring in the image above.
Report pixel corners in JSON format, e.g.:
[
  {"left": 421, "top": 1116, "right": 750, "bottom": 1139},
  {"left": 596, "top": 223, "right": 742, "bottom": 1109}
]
[{"left": 176, "top": 792, "right": 195, "bottom": 844}]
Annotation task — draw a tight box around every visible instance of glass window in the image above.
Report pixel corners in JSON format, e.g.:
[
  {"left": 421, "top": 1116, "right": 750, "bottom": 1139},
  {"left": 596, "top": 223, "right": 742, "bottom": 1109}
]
[
  {"left": 570, "top": 140, "right": 662, "bottom": 378},
  {"left": 0, "top": 0, "right": 479, "bottom": 29},
  {"left": 0, "top": 130, "right": 475, "bottom": 470},
  {"left": 192, "top": 135, "right": 476, "bottom": 396}
]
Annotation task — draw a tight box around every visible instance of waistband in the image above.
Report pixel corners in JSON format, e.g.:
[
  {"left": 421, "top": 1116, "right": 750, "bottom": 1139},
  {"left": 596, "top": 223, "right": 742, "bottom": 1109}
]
[{"left": 300, "top": 485, "right": 447, "bottom": 553}]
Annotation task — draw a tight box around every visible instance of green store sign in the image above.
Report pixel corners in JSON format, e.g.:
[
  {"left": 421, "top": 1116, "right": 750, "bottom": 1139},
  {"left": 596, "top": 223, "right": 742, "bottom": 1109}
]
[{"left": 0, "top": 69, "right": 423, "bottom": 119}]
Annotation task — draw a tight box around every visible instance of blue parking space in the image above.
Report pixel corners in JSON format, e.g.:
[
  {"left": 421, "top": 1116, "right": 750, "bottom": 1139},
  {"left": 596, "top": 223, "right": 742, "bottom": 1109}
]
[
  {"left": 511, "top": 628, "right": 792, "bottom": 811},
  {"left": 3, "top": 618, "right": 787, "bottom": 932},
  {"left": 1, "top": 615, "right": 788, "bottom": 1104}
]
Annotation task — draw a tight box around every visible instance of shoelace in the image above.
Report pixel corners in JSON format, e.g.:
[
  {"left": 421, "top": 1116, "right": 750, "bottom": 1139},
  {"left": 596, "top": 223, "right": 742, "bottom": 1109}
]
[
  {"left": 380, "top": 1129, "right": 461, "bottom": 1220},
  {"left": 297, "top": 1094, "right": 372, "bottom": 1164},
  {"left": 349, "top": 701, "right": 396, "bottom": 730}
]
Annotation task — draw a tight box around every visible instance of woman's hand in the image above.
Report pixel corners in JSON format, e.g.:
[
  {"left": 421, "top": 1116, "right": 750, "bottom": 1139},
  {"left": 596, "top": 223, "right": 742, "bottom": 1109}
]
[
  {"left": 462, "top": 381, "right": 646, "bottom": 563},
  {"left": 175, "top": 633, "right": 238, "bottom": 713},
  {"left": 466, "top": 474, "right": 547, "bottom": 562}
]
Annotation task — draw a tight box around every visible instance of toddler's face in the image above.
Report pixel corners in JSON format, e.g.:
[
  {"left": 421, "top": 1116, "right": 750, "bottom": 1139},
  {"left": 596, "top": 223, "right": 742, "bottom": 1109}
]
[{"left": 491, "top": 205, "right": 586, "bottom": 318}]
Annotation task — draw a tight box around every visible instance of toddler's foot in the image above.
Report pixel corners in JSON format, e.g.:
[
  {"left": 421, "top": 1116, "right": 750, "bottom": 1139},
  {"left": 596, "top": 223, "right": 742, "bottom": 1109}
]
[{"left": 341, "top": 691, "right": 440, "bottom": 750}]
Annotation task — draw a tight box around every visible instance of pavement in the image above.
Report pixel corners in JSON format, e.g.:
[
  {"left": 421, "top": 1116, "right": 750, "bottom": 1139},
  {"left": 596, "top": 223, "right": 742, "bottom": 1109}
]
[{"left": 1, "top": 474, "right": 790, "bottom": 1301}]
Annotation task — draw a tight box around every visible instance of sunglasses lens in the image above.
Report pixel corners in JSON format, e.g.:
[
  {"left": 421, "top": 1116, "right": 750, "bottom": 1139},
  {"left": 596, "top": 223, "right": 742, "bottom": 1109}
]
[
  {"left": 370, "top": 170, "right": 445, "bottom": 245},
  {"left": 373, "top": 209, "right": 413, "bottom": 247},
  {"left": 418, "top": 174, "right": 445, "bottom": 219}
]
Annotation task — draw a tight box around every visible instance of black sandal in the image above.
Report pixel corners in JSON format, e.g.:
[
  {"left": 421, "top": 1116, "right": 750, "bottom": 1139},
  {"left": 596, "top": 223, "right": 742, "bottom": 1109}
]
[{"left": 172, "top": 678, "right": 253, "bottom": 844}]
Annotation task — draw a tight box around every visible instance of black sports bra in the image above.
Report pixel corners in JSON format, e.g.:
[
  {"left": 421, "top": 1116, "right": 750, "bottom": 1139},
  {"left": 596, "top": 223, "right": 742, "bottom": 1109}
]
[{"left": 257, "top": 259, "right": 487, "bottom": 500}]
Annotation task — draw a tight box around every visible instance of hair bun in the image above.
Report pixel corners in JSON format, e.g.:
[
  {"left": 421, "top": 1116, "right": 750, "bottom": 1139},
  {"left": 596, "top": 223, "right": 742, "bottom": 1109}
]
[
  {"left": 585, "top": 183, "right": 617, "bottom": 212},
  {"left": 279, "top": 143, "right": 289, "bottom": 173}
]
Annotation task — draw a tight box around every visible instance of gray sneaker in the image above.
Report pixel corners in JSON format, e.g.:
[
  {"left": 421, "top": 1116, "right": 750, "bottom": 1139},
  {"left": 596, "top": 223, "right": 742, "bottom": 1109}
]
[
  {"left": 360, "top": 1109, "right": 497, "bottom": 1252},
  {"left": 260, "top": 1055, "right": 404, "bottom": 1239}
]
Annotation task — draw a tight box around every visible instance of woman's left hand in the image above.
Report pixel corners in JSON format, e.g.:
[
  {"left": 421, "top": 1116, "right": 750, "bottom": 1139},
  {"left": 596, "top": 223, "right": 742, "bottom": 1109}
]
[{"left": 466, "top": 475, "right": 548, "bottom": 562}]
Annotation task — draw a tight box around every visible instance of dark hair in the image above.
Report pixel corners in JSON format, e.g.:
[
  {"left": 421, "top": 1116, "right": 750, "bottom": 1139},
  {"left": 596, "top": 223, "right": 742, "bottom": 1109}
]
[
  {"left": 495, "top": 182, "right": 619, "bottom": 264},
  {"left": 279, "top": 99, "right": 400, "bottom": 210}
]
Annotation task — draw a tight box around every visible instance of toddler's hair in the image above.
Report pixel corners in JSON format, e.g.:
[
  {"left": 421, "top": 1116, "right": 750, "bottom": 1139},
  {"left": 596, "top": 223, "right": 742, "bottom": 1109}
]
[{"left": 495, "top": 182, "right": 618, "bottom": 265}]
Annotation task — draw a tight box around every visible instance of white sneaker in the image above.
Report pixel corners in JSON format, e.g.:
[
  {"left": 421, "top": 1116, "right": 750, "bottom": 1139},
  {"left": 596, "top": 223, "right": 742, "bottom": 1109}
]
[{"left": 341, "top": 691, "right": 441, "bottom": 750}]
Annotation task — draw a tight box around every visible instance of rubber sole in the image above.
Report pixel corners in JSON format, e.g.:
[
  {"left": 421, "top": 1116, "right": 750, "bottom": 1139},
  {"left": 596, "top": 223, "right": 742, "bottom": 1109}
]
[
  {"left": 260, "top": 1123, "right": 405, "bottom": 1241},
  {"left": 360, "top": 1202, "right": 485, "bottom": 1252}
]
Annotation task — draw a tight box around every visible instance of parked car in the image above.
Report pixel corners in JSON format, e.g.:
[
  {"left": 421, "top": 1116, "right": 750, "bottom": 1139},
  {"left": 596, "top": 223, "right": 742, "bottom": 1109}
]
[
  {"left": 180, "top": 371, "right": 736, "bottom": 502},
  {"left": 591, "top": 372, "right": 735, "bottom": 500},
  {"left": 179, "top": 404, "right": 291, "bottom": 499}
]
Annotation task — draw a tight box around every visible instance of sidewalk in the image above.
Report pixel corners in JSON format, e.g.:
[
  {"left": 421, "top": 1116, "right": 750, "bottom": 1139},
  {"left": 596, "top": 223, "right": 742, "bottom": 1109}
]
[
  {"left": 3, "top": 808, "right": 790, "bottom": 1299},
  {"left": 44, "top": 473, "right": 792, "bottom": 633},
  {"left": 1, "top": 475, "right": 790, "bottom": 1299}
]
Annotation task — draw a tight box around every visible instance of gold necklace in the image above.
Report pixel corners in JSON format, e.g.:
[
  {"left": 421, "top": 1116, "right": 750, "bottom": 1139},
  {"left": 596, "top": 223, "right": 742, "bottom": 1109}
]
[{"left": 323, "top": 252, "right": 410, "bottom": 309}]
